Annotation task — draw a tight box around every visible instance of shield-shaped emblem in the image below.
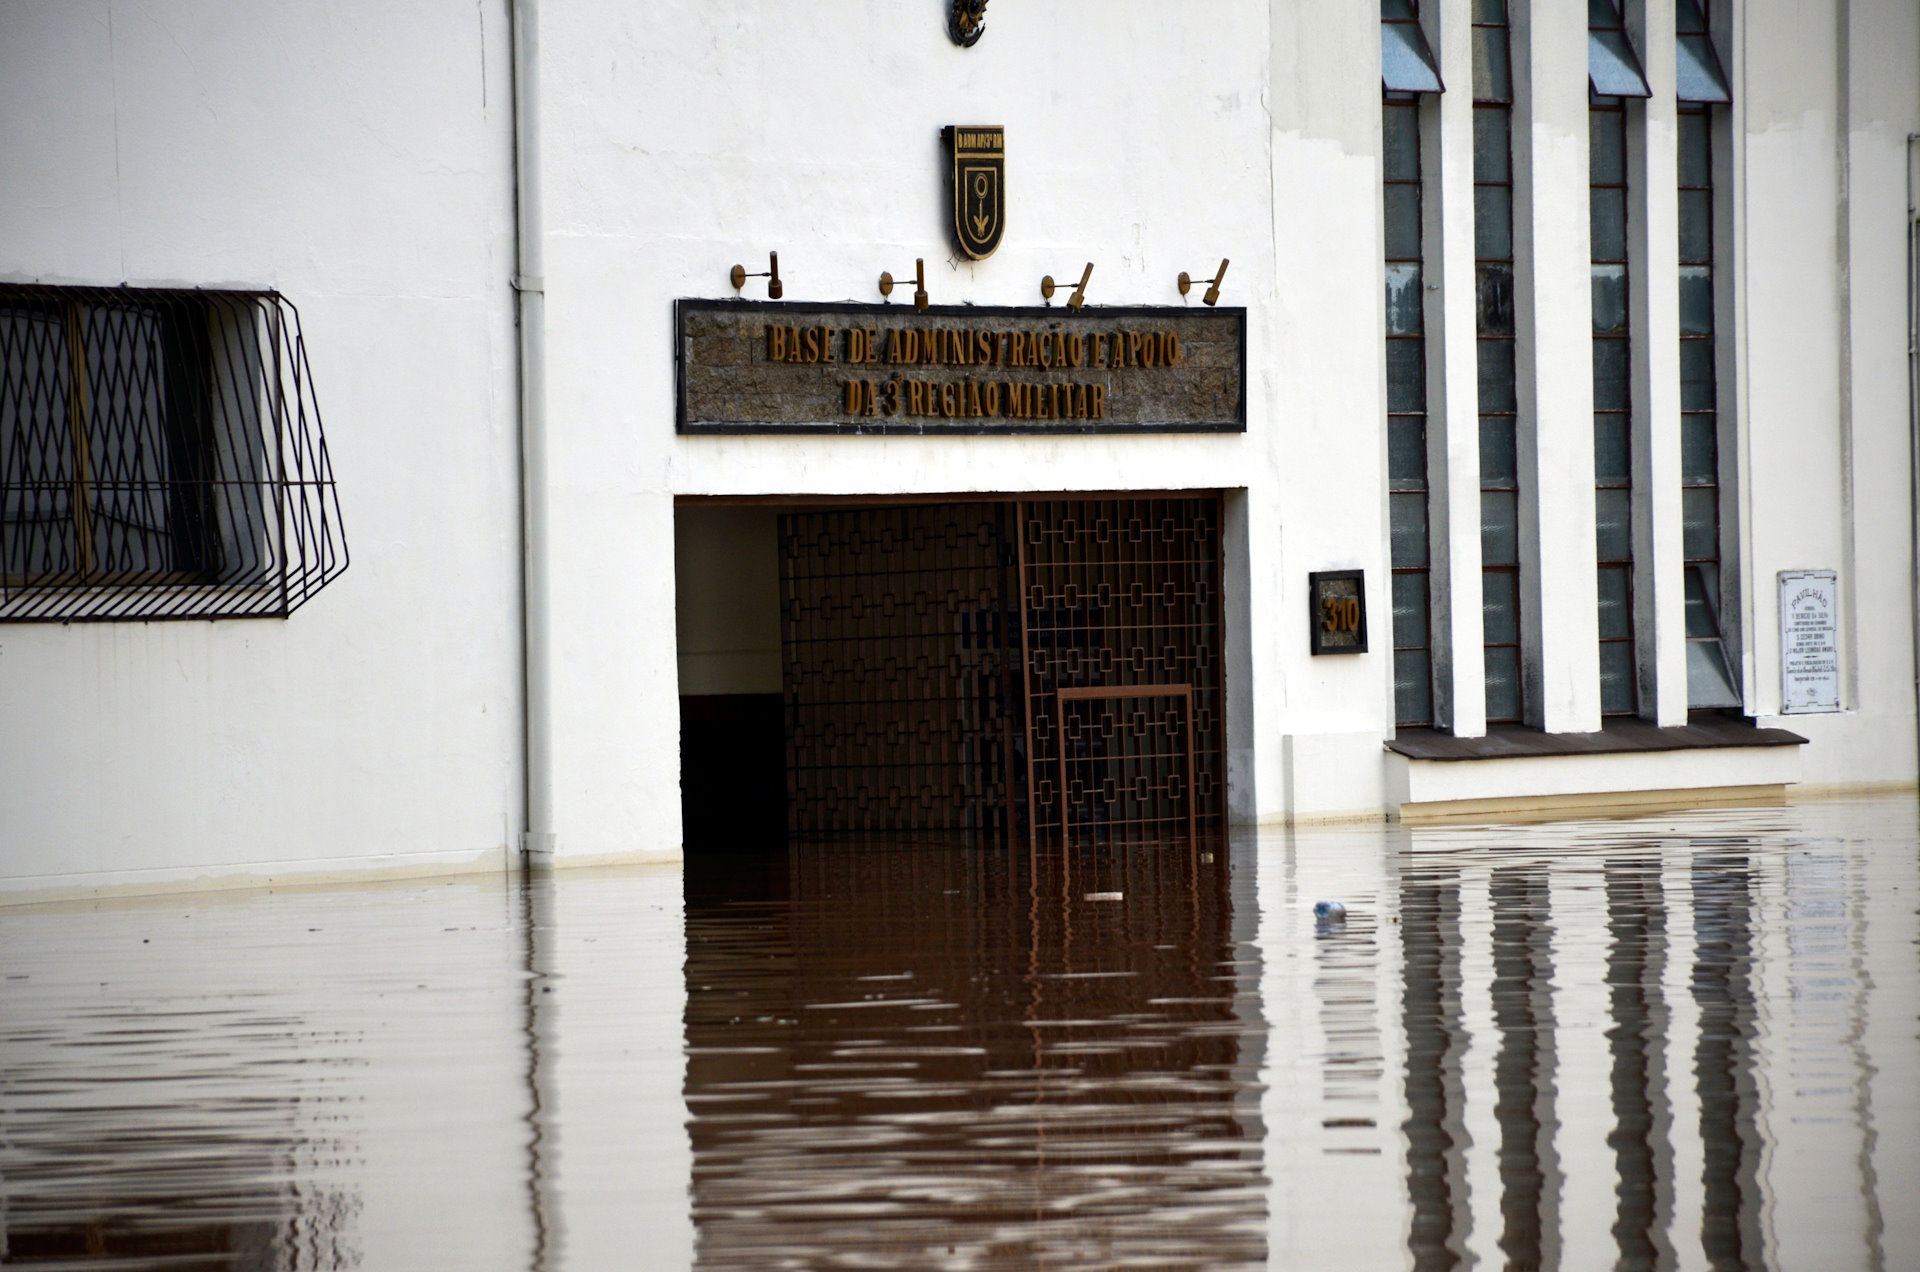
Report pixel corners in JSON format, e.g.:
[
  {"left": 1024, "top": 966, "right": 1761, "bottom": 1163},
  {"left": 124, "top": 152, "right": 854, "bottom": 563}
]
[{"left": 946, "top": 126, "right": 1005, "bottom": 260}]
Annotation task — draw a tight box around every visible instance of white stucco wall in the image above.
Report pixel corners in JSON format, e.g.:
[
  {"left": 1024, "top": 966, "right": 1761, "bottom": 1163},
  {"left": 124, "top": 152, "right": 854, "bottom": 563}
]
[
  {"left": 0, "top": 0, "right": 1914, "bottom": 887},
  {"left": 1740, "top": 0, "right": 1920, "bottom": 788},
  {"left": 534, "top": 0, "right": 1419, "bottom": 860},
  {"left": 0, "top": 1, "right": 524, "bottom": 894}
]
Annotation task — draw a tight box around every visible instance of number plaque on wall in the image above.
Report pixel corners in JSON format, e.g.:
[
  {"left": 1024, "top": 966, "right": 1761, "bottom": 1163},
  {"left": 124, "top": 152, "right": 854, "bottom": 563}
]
[{"left": 1308, "top": 570, "right": 1367, "bottom": 655}]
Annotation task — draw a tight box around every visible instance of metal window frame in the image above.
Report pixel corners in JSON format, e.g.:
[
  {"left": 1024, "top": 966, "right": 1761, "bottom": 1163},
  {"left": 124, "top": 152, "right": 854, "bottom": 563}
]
[
  {"left": 1473, "top": 3, "right": 1524, "bottom": 723},
  {"left": 1384, "top": 97, "right": 1436, "bottom": 727},
  {"left": 1382, "top": 0, "right": 1445, "bottom": 96},
  {"left": 0, "top": 284, "right": 346, "bottom": 622},
  {"left": 1676, "top": 103, "right": 1742, "bottom": 708},
  {"left": 1591, "top": 97, "right": 1639, "bottom": 716}
]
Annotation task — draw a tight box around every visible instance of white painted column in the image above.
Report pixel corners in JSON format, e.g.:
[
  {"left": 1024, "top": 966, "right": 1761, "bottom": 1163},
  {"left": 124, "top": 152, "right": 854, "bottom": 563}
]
[
  {"left": 1628, "top": 0, "right": 1692, "bottom": 726},
  {"left": 1512, "top": 0, "right": 1604, "bottom": 732},
  {"left": 1427, "top": 0, "right": 1488, "bottom": 737}
]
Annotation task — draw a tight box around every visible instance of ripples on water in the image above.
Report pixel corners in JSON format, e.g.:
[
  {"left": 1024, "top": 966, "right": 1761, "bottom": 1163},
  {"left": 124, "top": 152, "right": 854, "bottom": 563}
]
[
  {"left": 683, "top": 842, "right": 1266, "bottom": 1269},
  {"left": 0, "top": 798, "right": 1914, "bottom": 1269}
]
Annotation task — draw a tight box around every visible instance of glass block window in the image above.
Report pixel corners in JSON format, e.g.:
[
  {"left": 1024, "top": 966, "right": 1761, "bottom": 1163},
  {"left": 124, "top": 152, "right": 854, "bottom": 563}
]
[
  {"left": 1473, "top": 0, "right": 1523, "bottom": 723},
  {"left": 1591, "top": 96, "right": 1636, "bottom": 715},
  {"left": 1678, "top": 104, "right": 1741, "bottom": 708},
  {"left": 1385, "top": 96, "right": 1434, "bottom": 726}
]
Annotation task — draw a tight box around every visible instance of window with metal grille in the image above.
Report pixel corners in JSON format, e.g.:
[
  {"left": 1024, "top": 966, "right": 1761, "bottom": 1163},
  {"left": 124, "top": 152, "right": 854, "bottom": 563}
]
[
  {"left": 1473, "top": 0, "right": 1523, "bottom": 723},
  {"left": 0, "top": 285, "right": 344, "bottom": 621}
]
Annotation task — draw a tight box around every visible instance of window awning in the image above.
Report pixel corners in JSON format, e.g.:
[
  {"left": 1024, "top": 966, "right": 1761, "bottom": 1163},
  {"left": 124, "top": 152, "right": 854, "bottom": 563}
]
[
  {"left": 1676, "top": 0, "right": 1732, "bottom": 103},
  {"left": 1589, "top": 0, "right": 1651, "bottom": 98},
  {"left": 1381, "top": 0, "right": 1443, "bottom": 95}
]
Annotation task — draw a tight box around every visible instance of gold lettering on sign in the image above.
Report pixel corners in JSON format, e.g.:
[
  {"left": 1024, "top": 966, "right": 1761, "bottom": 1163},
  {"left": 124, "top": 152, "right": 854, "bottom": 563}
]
[{"left": 814, "top": 319, "right": 1189, "bottom": 424}]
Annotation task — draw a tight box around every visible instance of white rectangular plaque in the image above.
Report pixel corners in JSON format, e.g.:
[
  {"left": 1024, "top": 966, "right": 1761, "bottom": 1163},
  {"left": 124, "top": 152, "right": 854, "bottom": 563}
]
[{"left": 1777, "top": 570, "right": 1840, "bottom": 714}]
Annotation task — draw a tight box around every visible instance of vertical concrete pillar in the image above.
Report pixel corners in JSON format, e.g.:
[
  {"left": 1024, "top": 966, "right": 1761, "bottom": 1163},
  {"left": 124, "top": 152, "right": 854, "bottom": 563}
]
[
  {"left": 1428, "top": 0, "right": 1488, "bottom": 737},
  {"left": 1629, "top": 0, "right": 1692, "bottom": 725},
  {"left": 1513, "top": 0, "right": 1604, "bottom": 732}
]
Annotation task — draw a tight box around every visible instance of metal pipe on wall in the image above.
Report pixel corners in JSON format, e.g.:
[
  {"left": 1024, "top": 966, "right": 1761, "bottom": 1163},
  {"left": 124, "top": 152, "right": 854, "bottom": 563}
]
[
  {"left": 1908, "top": 134, "right": 1919, "bottom": 785},
  {"left": 511, "top": 0, "right": 555, "bottom": 864}
]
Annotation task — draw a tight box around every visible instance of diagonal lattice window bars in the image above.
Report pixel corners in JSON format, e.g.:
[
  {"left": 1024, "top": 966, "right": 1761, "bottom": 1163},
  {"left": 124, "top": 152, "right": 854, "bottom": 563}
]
[{"left": 0, "top": 285, "right": 345, "bottom": 621}]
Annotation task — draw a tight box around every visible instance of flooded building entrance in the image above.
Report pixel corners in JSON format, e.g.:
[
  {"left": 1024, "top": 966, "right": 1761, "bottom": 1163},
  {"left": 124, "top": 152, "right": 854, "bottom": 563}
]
[{"left": 678, "top": 494, "right": 1226, "bottom": 857}]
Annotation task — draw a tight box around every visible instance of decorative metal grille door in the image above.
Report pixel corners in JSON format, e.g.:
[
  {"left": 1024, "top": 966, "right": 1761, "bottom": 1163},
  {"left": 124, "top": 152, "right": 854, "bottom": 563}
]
[
  {"left": 1016, "top": 496, "right": 1224, "bottom": 850},
  {"left": 777, "top": 494, "right": 1224, "bottom": 854},
  {"left": 780, "top": 504, "right": 1020, "bottom": 844},
  {"left": 1056, "top": 685, "right": 1198, "bottom": 848}
]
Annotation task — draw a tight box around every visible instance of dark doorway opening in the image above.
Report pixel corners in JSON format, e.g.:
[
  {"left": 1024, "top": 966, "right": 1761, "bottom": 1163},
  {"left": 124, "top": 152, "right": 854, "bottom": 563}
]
[{"left": 773, "top": 493, "right": 1226, "bottom": 855}]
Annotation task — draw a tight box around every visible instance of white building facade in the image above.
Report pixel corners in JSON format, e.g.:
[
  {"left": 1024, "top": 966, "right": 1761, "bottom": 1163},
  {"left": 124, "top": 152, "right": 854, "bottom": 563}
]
[{"left": 2, "top": 0, "right": 1916, "bottom": 898}]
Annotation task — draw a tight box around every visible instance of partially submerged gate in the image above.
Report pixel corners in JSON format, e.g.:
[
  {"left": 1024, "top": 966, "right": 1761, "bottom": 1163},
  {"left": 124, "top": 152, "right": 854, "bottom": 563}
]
[{"left": 780, "top": 494, "right": 1224, "bottom": 852}]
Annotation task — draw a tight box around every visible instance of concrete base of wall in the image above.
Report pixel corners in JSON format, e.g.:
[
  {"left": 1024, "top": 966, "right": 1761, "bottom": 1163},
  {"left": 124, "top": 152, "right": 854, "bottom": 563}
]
[
  {"left": 1388, "top": 738, "right": 1804, "bottom": 823},
  {"left": 1399, "top": 783, "right": 1789, "bottom": 826}
]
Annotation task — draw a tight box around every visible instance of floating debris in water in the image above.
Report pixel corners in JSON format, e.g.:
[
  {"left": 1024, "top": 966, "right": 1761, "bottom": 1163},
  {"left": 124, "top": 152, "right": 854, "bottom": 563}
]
[{"left": 1085, "top": 891, "right": 1124, "bottom": 902}]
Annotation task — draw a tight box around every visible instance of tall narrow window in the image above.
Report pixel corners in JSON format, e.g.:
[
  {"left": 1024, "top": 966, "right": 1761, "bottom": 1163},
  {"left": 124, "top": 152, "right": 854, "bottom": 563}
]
[
  {"left": 1676, "top": 0, "right": 1739, "bottom": 709},
  {"left": 1382, "top": 0, "right": 1442, "bottom": 728},
  {"left": 1678, "top": 103, "right": 1740, "bottom": 707},
  {"left": 1385, "top": 94, "right": 1433, "bottom": 726},
  {"left": 1592, "top": 97, "right": 1635, "bottom": 714},
  {"left": 1472, "top": 0, "right": 1522, "bottom": 722},
  {"left": 1588, "top": 0, "right": 1647, "bottom": 716}
]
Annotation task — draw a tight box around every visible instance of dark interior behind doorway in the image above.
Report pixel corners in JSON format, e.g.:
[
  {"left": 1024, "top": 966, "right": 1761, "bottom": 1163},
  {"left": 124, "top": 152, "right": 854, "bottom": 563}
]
[{"left": 777, "top": 494, "right": 1224, "bottom": 851}]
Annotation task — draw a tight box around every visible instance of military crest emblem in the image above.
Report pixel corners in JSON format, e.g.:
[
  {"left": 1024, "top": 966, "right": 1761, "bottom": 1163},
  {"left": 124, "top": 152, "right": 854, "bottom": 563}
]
[{"left": 946, "top": 126, "right": 1005, "bottom": 260}]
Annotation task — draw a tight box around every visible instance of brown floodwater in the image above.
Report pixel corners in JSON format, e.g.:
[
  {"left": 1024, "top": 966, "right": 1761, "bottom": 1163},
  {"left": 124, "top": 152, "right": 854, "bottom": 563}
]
[{"left": 1, "top": 797, "right": 1915, "bottom": 1269}]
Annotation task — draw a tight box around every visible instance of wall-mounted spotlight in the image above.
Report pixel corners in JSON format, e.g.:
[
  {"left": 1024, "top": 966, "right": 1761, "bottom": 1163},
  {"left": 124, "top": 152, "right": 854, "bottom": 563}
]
[
  {"left": 1177, "top": 258, "right": 1230, "bottom": 306},
  {"left": 879, "top": 258, "right": 929, "bottom": 311},
  {"left": 729, "top": 251, "right": 783, "bottom": 299},
  {"left": 1040, "top": 262, "right": 1094, "bottom": 309}
]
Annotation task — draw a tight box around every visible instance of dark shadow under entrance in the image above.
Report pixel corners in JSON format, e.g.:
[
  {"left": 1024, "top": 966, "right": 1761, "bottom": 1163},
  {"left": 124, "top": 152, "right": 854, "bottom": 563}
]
[{"left": 679, "top": 493, "right": 1226, "bottom": 858}]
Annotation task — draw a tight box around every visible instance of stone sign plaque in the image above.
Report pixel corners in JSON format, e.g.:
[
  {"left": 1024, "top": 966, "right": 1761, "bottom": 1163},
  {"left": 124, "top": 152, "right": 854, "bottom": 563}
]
[
  {"left": 675, "top": 299, "right": 1245, "bottom": 436},
  {"left": 1777, "top": 569, "right": 1840, "bottom": 714},
  {"left": 1308, "top": 569, "right": 1367, "bottom": 655}
]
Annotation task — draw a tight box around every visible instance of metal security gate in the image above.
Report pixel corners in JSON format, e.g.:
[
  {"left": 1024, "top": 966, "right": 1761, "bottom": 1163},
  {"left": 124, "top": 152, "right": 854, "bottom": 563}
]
[{"left": 780, "top": 494, "right": 1223, "bottom": 852}]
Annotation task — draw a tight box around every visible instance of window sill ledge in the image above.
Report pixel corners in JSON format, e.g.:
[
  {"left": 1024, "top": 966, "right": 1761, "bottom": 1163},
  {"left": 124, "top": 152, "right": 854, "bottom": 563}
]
[{"left": 1386, "top": 714, "right": 1806, "bottom": 762}]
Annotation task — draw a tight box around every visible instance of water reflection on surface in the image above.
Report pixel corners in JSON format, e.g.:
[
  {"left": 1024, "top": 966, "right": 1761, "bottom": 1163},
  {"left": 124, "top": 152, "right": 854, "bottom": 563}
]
[
  {"left": 0, "top": 799, "right": 1915, "bottom": 1269},
  {"left": 682, "top": 841, "right": 1268, "bottom": 1268}
]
